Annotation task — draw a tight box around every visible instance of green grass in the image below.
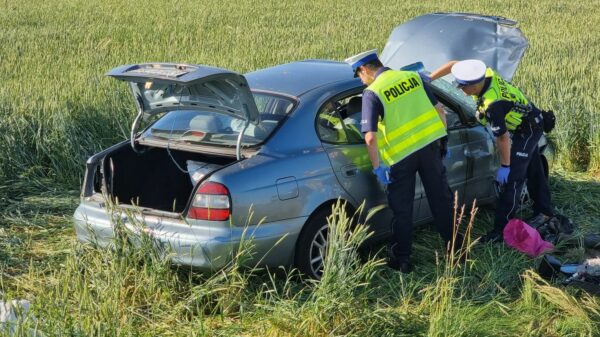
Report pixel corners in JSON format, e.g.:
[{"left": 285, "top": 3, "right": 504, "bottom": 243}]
[
  {"left": 1, "top": 179, "right": 599, "bottom": 336},
  {"left": 1, "top": 0, "right": 600, "bottom": 335},
  {"left": 1, "top": 0, "right": 599, "bottom": 183}
]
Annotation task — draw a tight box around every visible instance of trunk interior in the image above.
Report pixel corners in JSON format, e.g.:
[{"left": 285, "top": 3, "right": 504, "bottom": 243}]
[{"left": 103, "top": 145, "right": 237, "bottom": 213}]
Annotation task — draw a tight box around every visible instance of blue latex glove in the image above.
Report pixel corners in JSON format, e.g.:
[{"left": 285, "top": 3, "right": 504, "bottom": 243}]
[
  {"left": 496, "top": 165, "right": 510, "bottom": 185},
  {"left": 373, "top": 166, "right": 392, "bottom": 185}
]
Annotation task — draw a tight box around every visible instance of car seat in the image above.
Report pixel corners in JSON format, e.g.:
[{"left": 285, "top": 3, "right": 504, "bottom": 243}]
[
  {"left": 345, "top": 96, "right": 362, "bottom": 119},
  {"left": 344, "top": 96, "right": 363, "bottom": 141}
]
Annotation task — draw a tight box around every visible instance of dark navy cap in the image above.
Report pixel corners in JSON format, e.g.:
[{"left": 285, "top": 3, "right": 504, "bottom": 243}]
[{"left": 344, "top": 49, "right": 379, "bottom": 77}]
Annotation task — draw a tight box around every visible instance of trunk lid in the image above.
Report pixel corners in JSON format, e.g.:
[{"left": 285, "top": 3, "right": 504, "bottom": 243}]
[
  {"left": 380, "top": 12, "right": 528, "bottom": 80},
  {"left": 107, "top": 63, "right": 260, "bottom": 123}
]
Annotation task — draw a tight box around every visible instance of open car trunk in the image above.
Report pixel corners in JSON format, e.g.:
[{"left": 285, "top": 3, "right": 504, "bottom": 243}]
[
  {"left": 104, "top": 145, "right": 237, "bottom": 213},
  {"left": 96, "top": 63, "right": 263, "bottom": 213}
]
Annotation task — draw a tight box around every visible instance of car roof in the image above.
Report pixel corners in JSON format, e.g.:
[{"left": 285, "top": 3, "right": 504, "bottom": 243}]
[{"left": 245, "top": 60, "right": 360, "bottom": 97}]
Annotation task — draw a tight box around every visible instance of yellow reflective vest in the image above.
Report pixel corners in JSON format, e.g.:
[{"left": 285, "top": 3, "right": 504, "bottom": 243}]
[
  {"left": 367, "top": 70, "right": 447, "bottom": 166},
  {"left": 475, "top": 68, "right": 530, "bottom": 131}
]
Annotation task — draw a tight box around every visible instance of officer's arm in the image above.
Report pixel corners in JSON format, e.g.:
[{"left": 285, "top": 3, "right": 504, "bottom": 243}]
[
  {"left": 365, "top": 132, "right": 381, "bottom": 168},
  {"left": 429, "top": 60, "right": 459, "bottom": 81},
  {"left": 496, "top": 132, "right": 511, "bottom": 166},
  {"left": 487, "top": 103, "right": 510, "bottom": 165},
  {"left": 435, "top": 103, "right": 447, "bottom": 129},
  {"left": 361, "top": 91, "right": 383, "bottom": 168},
  {"left": 421, "top": 81, "right": 446, "bottom": 129}
]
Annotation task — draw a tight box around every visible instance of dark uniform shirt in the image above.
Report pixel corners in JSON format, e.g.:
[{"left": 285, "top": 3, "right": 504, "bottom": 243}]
[
  {"left": 361, "top": 67, "right": 438, "bottom": 133},
  {"left": 478, "top": 77, "right": 512, "bottom": 137},
  {"left": 478, "top": 77, "right": 543, "bottom": 137}
]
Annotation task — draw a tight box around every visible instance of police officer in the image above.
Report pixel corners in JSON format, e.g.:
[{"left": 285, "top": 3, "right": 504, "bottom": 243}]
[
  {"left": 345, "top": 50, "right": 460, "bottom": 273},
  {"left": 430, "top": 59, "right": 554, "bottom": 242}
]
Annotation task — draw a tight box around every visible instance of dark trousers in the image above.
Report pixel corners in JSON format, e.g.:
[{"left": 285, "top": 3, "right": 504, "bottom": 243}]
[
  {"left": 493, "top": 127, "right": 553, "bottom": 230},
  {"left": 386, "top": 141, "right": 456, "bottom": 262}
]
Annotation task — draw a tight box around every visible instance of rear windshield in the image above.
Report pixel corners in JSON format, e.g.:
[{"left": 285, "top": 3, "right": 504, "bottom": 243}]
[{"left": 140, "top": 92, "right": 295, "bottom": 147}]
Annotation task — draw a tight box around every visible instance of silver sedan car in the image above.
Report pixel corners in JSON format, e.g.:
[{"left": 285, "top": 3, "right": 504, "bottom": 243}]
[{"left": 74, "top": 13, "right": 554, "bottom": 279}]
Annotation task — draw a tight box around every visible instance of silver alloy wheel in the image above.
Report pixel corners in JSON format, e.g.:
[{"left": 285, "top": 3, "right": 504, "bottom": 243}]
[{"left": 308, "top": 224, "right": 328, "bottom": 278}]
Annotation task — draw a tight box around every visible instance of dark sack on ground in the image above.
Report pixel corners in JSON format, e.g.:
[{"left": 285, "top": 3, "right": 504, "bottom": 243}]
[{"left": 542, "top": 109, "right": 556, "bottom": 133}]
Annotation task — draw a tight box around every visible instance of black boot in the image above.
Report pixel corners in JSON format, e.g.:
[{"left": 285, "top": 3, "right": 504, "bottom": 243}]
[{"left": 387, "top": 243, "right": 412, "bottom": 274}]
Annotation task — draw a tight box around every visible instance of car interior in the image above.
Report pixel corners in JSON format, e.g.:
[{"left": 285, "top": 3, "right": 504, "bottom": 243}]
[{"left": 316, "top": 89, "right": 467, "bottom": 149}]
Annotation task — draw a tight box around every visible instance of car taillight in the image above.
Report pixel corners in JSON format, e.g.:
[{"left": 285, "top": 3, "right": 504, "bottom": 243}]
[{"left": 188, "top": 182, "right": 231, "bottom": 221}]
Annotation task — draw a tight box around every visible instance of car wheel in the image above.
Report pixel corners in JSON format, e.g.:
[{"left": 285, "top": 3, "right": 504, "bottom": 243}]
[{"left": 294, "top": 208, "right": 330, "bottom": 280}]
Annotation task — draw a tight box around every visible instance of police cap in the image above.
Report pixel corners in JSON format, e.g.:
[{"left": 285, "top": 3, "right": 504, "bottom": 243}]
[
  {"left": 451, "top": 59, "right": 487, "bottom": 87},
  {"left": 344, "top": 49, "right": 379, "bottom": 77}
]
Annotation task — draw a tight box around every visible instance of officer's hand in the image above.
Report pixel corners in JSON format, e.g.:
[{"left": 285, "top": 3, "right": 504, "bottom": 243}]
[
  {"left": 496, "top": 165, "right": 510, "bottom": 185},
  {"left": 373, "top": 166, "right": 392, "bottom": 185}
]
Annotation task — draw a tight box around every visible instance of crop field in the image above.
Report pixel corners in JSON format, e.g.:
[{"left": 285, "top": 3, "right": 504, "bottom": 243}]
[{"left": 1, "top": 0, "right": 600, "bottom": 336}]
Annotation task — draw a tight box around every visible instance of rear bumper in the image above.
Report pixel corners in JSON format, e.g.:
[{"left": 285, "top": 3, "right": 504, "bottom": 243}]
[{"left": 73, "top": 198, "right": 305, "bottom": 271}]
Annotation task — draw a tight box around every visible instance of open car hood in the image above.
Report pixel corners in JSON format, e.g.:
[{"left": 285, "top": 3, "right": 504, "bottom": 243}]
[
  {"left": 107, "top": 63, "right": 259, "bottom": 124},
  {"left": 380, "top": 13, "right": 528, "bottom": 81}
]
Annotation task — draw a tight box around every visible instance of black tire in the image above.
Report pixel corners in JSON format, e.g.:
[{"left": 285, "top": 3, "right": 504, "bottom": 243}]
[{"left": 294, "top": 208, "right": 331, "bottom": 280}]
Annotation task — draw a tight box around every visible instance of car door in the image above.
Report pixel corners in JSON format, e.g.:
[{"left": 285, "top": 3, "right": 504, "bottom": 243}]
[
  {"left": 316, "top": 90, "right": 425, "bottom": 239},
  {"left": 430, "top": 78, "right": 498, "bottom": 207},
  {"left": 413, "top": 91, "right": 468, "bottom": 221},
  {"left": 462, "top": 125, "right": 497, "bottom": 205}
]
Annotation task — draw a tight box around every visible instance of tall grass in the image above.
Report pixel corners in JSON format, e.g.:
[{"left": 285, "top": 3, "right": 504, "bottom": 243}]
[
  {"left": 1, "top": 0, "right": 599, "bottom": 185},
  {"left": 3, "top": 194, "right": 598, "bottom": 336},
  {"left": 1, "top": 1, "right": 599, "bottom": 335}
]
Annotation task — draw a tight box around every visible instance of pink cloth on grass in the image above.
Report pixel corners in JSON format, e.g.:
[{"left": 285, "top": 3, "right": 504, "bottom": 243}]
[{"left": 503, "top": 219, "right": 554, "bottom": 257}]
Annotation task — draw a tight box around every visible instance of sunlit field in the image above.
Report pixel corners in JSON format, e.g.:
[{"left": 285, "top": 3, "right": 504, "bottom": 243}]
[{"left": 1, "top": 0, "right": 599, "bottom": 335}]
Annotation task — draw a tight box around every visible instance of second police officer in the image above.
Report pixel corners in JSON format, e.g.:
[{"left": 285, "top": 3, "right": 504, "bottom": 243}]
[{"left": 430, "top": 60, "right": 555, "bottom": 242}]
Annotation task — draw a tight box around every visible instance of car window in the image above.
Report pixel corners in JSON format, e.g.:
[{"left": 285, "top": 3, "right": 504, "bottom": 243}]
[
  {"left": 436, "top": 99, "right": 463, "bottom": 129},
  {"left": 430, "top": 77, "right": 477, "bottom": 117},
  {"left": 316, "top": 87, "right": 467, "bottom": 144},
  {"left": 316, "top": 93, "right": 364, "bottom": 144},
  {"left": 139, "top": 92, "right": 295, "bottom": 147}
]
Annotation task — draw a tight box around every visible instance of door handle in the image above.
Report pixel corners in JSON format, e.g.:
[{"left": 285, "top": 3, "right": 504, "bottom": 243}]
[
  {"left": 464, "top": 147, "right": 492, "bottom": 159},
  {"left": 464, "top": 147, "right": 483, "bottom": 158}
]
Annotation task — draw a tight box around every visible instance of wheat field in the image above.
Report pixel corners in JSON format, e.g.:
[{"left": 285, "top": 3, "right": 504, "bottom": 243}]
[{"left": 1, "top": 0, "right": 599, "bottom": 336}]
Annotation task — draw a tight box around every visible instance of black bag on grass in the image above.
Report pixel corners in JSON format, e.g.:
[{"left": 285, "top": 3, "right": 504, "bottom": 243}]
[{"left": 541, "top": 109, "right": 556, "bottom": 133}]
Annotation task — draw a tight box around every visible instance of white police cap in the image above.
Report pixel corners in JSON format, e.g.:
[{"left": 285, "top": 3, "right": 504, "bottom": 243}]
[
  {"left": 451, "top": 59, "right": 487, "bottom": 87},
  {"left": 344, "top": 49, "right": 379, "bottom": 77}
]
